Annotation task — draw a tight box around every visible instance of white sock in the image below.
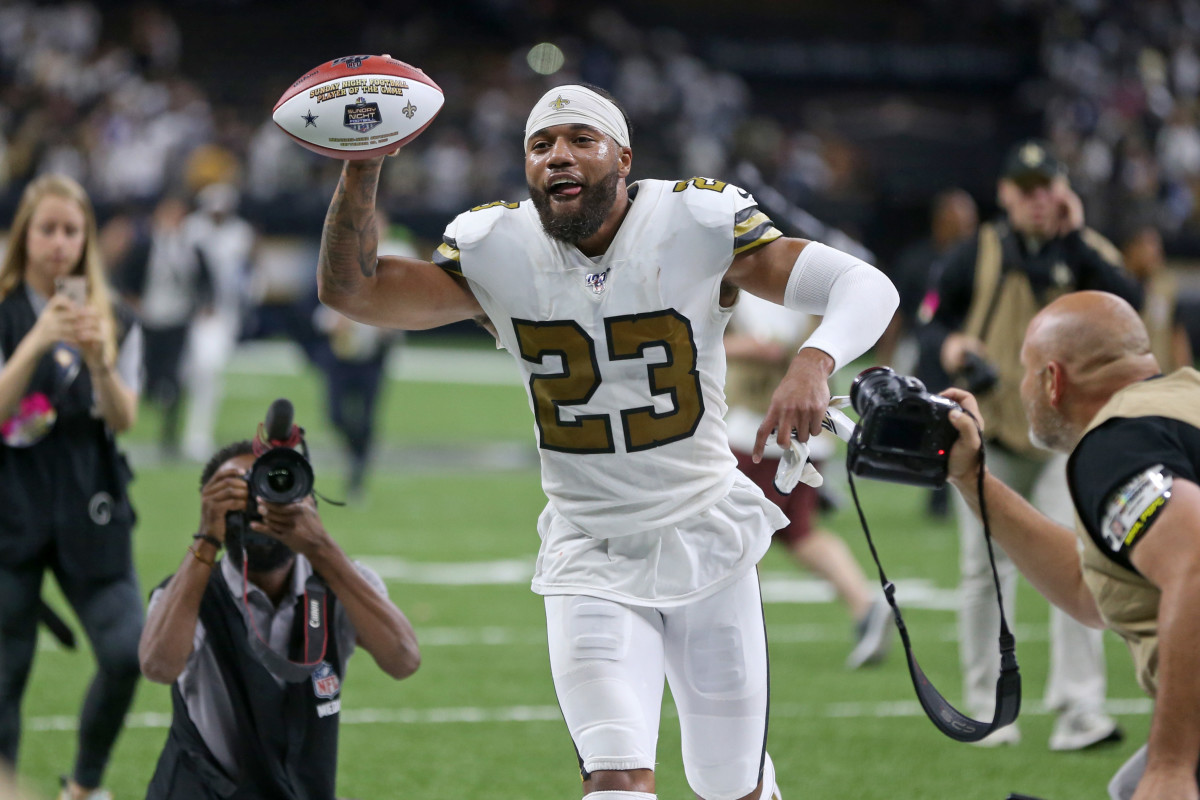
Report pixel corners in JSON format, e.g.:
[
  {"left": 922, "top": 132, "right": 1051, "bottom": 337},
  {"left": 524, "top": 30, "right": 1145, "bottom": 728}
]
[
  {"left": 585, "top": 792, "right": 656, "bottom": 800},
  {"left": 759, "top": 752, "right": 779, "bottom": 800}
]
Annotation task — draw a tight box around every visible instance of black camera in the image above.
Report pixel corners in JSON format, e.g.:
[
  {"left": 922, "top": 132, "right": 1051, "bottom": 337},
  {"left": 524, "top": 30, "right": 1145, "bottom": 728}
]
[
  {"left": 845, "top": 366, "right": 960, "bottom": 488},
  {"left": 954, "top": 351, "right": 999, "bottom": 395},
  {"left": 226, "top": 399, "right": 314, "bottom": 542}
]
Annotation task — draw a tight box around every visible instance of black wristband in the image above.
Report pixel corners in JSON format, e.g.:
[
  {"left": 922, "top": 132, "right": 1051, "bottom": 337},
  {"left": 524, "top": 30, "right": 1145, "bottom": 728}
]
[{"left": 193, "top": 532, "right": 223, "bottom": 550}]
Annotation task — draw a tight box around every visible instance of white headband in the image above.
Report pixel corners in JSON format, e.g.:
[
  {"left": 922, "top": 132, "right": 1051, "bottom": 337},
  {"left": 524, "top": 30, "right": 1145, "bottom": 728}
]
[{"left": 524, "top": 85, "right": 630, "bottom": 150}]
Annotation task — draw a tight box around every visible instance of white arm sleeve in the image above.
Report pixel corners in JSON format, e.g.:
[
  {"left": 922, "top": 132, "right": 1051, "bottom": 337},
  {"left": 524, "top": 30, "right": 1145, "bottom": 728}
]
[{"left": 782, "top": 241, "right": 898, "bottom": 372}]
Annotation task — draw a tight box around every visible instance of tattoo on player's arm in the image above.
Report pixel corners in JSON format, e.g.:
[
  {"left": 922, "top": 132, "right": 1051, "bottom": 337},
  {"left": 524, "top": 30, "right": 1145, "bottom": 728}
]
[{"left": 320, "top": 172, "right": 380, "bottom": 285}]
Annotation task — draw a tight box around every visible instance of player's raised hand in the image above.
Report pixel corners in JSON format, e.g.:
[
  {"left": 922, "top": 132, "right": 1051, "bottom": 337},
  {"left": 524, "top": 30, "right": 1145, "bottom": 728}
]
[{"left": 753, "top": 348, "right": 833, "bottom": 462}]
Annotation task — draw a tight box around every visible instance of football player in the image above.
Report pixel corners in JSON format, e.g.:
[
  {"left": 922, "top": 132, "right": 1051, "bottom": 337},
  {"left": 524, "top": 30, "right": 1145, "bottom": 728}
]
[{"left": 316, "top": 83, "right": 898, "bottom": 800}]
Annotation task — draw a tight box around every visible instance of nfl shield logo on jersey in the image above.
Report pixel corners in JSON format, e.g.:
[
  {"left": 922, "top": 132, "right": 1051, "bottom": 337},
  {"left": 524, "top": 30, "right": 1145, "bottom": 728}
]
[
  {"left": 585, "top": 268, "right": 610, "bottom": 296},
  {"left": 311, "top": 661, "right": 341, "bottom": 699}
]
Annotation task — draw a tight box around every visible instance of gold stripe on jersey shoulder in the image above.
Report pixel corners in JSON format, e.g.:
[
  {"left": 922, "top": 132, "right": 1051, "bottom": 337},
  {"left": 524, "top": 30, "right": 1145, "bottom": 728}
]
[
  {"left": 734, "top": 209, "right": 773, "bottom": 238},
  {"left": 433, "top": 242, "right": 463, "bottom": 275},
  {"left": 734, "top": 223, "right": 783, "bottom": 255}
]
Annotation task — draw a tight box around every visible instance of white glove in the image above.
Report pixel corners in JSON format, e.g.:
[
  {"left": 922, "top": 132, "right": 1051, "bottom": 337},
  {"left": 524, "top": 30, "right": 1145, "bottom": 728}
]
[
  {"left": 774, "top": 438, "right": 824, "bottom": 494},
  {"left": 773, "top": 406, "right": 859, "bottom": 495}
]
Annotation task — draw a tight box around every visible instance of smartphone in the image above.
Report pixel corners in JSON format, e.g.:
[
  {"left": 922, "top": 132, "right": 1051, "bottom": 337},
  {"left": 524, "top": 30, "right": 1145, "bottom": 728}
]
[{"left": 54, "top": 276, "right": 87, "bottom": 306}]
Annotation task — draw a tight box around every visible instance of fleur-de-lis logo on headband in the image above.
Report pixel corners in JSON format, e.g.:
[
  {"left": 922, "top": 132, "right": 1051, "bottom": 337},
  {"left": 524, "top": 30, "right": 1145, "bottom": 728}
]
[{"left": 549, "top": 95, "right": 570, "bottom": 110}]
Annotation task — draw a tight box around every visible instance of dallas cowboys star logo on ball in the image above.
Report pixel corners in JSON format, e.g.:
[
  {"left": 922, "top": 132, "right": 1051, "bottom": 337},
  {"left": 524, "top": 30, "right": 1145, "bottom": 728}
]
[{"left": 302, "top": 110, "right": 318, "bottom": 127}]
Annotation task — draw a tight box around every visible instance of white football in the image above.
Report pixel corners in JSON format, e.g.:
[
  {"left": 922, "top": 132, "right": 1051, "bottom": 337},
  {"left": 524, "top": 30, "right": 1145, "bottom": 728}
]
[{"left": 272, "top": 55, "right": 444, "bottom": 160}]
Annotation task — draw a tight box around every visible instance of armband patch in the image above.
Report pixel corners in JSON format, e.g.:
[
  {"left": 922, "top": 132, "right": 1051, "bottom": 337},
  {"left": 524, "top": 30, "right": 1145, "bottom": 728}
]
[{"left": 1099, "top": 464, "right": 1174, "bottom": 553}]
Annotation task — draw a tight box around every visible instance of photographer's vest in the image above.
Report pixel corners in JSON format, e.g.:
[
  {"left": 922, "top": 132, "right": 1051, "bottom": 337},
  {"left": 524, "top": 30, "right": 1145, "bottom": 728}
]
[
  {"left": 146, "top": 567, "right": 342, "bottom": 800},
  {"left": 1141, "top": 271, "right": 1180, "bottom": 370},
  {"left": 1067, "top": 367, "right": 1200, "bottom": 697},
  {"left": 0, "top": 284, "right": 136, "bottom": 577},
  {"left": 961, "top": 223, "right": 1102, "bottom": 460}
]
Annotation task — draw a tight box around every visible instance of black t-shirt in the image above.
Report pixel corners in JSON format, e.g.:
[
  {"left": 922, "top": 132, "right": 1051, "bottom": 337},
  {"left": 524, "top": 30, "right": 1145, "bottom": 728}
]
[{"left": 1068, "top": 414, "right": 1200, "bottom": 572}]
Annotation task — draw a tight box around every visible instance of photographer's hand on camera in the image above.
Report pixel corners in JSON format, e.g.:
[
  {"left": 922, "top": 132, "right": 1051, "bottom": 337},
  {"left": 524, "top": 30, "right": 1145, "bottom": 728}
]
[
  {"left": 941, "top": 388, "right": 986, "bottom": 491},
  {"left": 249, "top": 496, "right": 332, "bottom": 560},
  {"left": 198, "top": 465, "right": 251, "bottom": 548},
  {"left": 753, "top": 347, "right": 833, "bottom": 462}
]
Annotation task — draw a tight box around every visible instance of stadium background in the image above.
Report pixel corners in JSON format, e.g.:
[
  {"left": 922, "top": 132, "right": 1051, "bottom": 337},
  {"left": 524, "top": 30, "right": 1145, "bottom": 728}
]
[{"left": 1, "top": 0, "right": 1196, "bottom": 797}]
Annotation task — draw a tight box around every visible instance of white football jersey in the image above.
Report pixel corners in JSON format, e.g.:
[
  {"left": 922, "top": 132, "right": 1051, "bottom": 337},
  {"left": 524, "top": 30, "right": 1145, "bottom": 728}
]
[{"left": 436, "top": 178, "right": 789, "bottom": 603}]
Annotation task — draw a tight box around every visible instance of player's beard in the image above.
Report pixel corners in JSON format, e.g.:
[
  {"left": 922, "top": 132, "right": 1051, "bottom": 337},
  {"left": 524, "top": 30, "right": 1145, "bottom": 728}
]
[{"left": 529, "top": 167, "right": 619, "bottom": 245}]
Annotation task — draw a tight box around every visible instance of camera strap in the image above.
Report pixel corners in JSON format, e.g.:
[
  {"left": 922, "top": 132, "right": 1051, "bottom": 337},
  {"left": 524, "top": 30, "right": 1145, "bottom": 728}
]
[
  {"left": 845, "top": 429, "right": 1021, "bottom": 742},
  {"left": 241, "top": 560, "right": 331, "bottom": 683}
]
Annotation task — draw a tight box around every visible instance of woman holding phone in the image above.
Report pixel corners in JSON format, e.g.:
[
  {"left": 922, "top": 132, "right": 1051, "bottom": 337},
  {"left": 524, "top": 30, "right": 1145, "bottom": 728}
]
[{"left": 0, "top": 174, "right": 144, "bottom": 800}]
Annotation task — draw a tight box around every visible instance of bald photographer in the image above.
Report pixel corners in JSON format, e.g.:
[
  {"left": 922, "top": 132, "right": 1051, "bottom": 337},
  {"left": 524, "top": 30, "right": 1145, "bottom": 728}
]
[
  {"left": 137, "top": 410, "right": 420, "bottom": 800},
  {"left": 943, "top": 290, "right": 1200, "bottom": 800}
]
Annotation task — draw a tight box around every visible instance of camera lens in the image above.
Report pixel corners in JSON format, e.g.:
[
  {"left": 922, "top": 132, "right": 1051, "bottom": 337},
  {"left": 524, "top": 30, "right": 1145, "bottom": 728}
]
[
  {"left": 267, "top": 467, "right": 295, "bottom": 494},
  {"left": 850, "top": 366, "right": 899, "bottom": 415},
  {"left": 249, "top": 447, "right": 314, "bottom": 504}
]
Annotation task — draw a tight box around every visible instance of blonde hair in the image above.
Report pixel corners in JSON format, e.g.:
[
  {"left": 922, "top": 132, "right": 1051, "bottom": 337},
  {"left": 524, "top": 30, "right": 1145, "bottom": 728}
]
[{"left": 0, "top": 175, "right": 119, "bottom": 364}]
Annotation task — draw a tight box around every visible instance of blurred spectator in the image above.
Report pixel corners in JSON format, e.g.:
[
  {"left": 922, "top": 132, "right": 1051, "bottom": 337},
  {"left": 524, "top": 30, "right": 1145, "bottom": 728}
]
[
  {"left": 1122, "top": 224, "right": 1194, "bottom": 370},
  {"left": 0, "top": 174, "right": 143, "bottom": 800},
  {"left": 116, "top": 195, "right": 211, "bottom": 458},
  {"left": 877, "top": 188, "right": 979, "bottom": 375},
  {"left": 877, "top": 187, "right": 978, "bottom": 519},
  {"left": 181, "top": 183, "right": 256, "bottom": 461}
]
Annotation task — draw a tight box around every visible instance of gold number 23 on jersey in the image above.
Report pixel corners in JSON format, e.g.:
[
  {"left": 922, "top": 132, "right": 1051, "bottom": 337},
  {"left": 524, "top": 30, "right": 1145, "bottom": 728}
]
[{"left": 513, "top": 309, "right": 705, "bottom": 454}]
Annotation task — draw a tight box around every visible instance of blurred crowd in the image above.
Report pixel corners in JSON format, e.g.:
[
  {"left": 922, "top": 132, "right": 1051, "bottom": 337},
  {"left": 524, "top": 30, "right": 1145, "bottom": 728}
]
[
  {"left": 1035, "top": 0, "right": 1200, "bottom": 239},
  {"left": 0, "top": 0, "right": 1196, "bottom": 354},
  {"left": 1, "top": 2, "right": 1198, "bottom": 241}
]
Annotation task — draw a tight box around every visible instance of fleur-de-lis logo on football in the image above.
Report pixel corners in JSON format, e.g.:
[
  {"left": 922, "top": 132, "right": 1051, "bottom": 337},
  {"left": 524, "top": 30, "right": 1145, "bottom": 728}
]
[
  {"left": 402, "top": 101, "right": 417, "bottom": 119},
  {"left": 549, "top": 95, "right": 570, "bottom": 110}
]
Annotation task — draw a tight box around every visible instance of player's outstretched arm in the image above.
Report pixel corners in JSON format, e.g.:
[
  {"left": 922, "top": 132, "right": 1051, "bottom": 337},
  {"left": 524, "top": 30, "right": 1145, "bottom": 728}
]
[
  {"left": 318, "top": 157, "right": 482, "bottom": 329},
  {"left": 725, "top": 237, "right": 898, "bottom": 457}
]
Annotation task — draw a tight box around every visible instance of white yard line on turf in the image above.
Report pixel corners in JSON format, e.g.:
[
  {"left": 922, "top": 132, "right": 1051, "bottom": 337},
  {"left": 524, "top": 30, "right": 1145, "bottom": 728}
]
[
  {"left": 26, "top": 697, "right": 1151, "bottom": 733},
  {"left": 356, "top": 556, "right": 962, "bottom": 610}
]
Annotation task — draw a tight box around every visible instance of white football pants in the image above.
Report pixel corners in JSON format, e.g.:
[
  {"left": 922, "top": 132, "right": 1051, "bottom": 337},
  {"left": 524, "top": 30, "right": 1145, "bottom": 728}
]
[{"left": 545, "top": 569, "right": 772, "bottom": 800}]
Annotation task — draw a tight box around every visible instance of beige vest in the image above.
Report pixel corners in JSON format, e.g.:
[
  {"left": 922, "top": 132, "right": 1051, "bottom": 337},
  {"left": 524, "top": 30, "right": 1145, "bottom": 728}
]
[
  {"left": 1072, "top": 367, "right": 1200, "bottom": 696},
  {"left": 962, "top": 223, "right": 1078, "bottom": 459}
]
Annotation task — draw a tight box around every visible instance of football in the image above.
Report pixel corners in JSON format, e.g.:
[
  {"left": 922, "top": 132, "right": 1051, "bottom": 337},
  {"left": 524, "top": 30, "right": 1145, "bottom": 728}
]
[{"left": 272, "top": 55, "right": 444, "bottom": 160}]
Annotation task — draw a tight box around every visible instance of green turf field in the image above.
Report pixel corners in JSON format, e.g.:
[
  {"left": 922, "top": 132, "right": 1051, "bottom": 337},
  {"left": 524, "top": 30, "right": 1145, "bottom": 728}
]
[{"left": 13, "top": 340, "right": 1148, "bottom": 800}]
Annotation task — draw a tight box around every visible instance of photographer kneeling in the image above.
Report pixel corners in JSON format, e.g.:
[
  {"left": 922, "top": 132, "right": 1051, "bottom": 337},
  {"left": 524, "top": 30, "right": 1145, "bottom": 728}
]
[
  {"left": 138, "top": 440, "right": 421, "bottom": 800},
  {"left": 942, "top": 290, "right": 1200, "bottom": 800}
]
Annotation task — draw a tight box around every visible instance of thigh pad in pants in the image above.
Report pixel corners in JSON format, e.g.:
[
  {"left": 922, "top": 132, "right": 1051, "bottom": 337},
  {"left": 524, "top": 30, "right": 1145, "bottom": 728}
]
[{"left": 546, "top": 595, "right": 666, "bottom": 774}]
